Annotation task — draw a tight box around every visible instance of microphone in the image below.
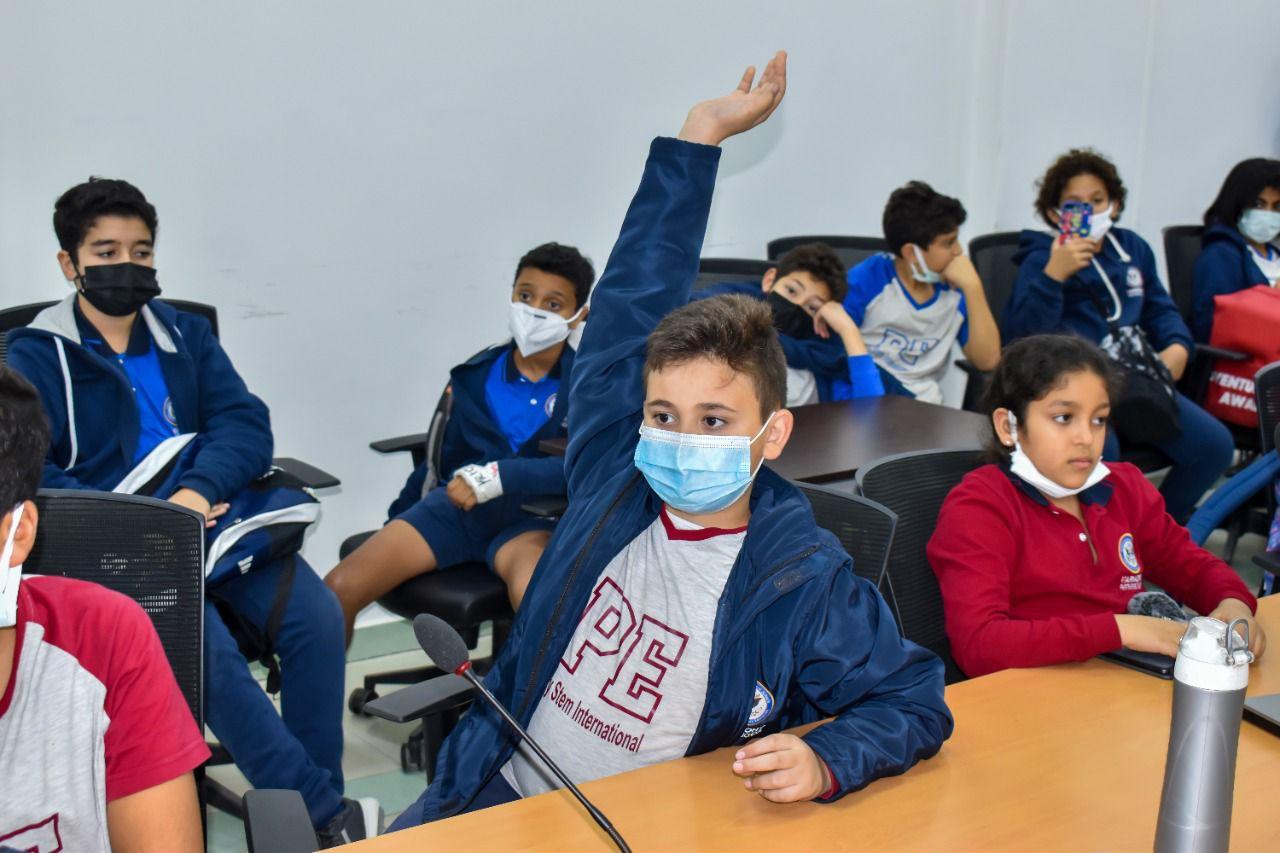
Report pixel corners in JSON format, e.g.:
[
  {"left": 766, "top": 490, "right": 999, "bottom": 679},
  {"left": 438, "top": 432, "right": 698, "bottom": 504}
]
[{"left": 413, "top": 614, "right": 632, "bottom": 852}]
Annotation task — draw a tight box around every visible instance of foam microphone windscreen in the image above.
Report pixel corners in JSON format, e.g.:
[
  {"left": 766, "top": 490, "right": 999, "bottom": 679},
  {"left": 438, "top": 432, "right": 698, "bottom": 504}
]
[{"left": 413, "top": 613, "right": 471, "bottom": 673}]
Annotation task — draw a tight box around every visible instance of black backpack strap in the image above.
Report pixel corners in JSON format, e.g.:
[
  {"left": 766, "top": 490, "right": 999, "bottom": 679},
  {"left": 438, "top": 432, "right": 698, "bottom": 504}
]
[{"left": 207, "top": 553, "right": 298, "bottom": 696}]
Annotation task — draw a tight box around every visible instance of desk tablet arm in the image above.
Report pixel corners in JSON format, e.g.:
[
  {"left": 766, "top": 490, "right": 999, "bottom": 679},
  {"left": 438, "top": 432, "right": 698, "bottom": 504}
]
[
  {"left": 272, "top": 457, "right": 341, "bottom": 490},
  {"left": 243, "top": 789, "right": 318, "bottom": 853},
  {"left": 364, "top": 673, "right": 476, "bottom": 724},
  {"left": 1180, "top": 344, "right": 1248, "bottom": 402}
]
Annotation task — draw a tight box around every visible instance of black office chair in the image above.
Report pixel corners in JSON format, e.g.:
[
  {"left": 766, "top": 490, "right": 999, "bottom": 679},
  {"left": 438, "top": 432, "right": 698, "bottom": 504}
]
[
  {"left": 968, "top": 232, "right": 1021, "bottom": 330},
  {"left": 856, "top": 448, "right": 986, "bottom": 684},
  {"left": 766, "top": 235, "right": 888, "bottom": 270},
  {"left": 0, "top": 299, "right": 340, "bottom": 489},
  {"left": 694, "top": 258, "right": 773, "bottom": 293},
  {"left": 343, "top": 384, "right": 518, "bottom": 775},
  {"left": 23, "top": 490, "right": 214, "bottom": 824},
  {"left": 794, "top": 482, "right": 896, "bottom": 594}
]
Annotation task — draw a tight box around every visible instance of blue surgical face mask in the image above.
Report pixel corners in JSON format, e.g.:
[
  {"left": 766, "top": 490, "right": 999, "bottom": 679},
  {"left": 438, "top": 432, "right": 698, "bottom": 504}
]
[
  {"left": 907, "top": 244, "right": 943, "bottom": 284},
  {"left": 633, "top": 413, "right": 775, "bottom": 514},
  {"left": 1239, "top": 209, "right": 1280, "bottom": 245}
]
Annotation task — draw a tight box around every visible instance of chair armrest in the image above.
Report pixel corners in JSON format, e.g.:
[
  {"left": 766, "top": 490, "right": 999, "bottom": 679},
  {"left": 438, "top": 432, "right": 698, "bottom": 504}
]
[
  {"left": 953, "top": 358, "right": 987, "bottom": 377},
  {"left": 1252, "top": 550, "right": 1280, "bottom": 575},
  {"left": 364, "top": 673, "right": 475, "bottom": 724},
  {"left": 272, "top": 457, "right": 340, "bottom": 490},
  {"left": 369, "top": 433, "right": 429, "bottom": 454},
  {"left": 538, "top": 436, "right": 568, "bottom": 457},
  {"left": 520, "top": 496, "right": 568, "bottom": 517},
  {"left": 243, "top": 789, "right": 318, "bottom": 853},
  {"left": 1194, "top": 344, "right": 1248, "bottom": 362}
]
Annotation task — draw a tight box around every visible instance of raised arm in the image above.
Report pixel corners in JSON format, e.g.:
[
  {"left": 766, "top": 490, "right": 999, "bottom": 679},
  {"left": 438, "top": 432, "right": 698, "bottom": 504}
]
[{"left": 566, "top": 53, "right": 787, "bottom": 496}]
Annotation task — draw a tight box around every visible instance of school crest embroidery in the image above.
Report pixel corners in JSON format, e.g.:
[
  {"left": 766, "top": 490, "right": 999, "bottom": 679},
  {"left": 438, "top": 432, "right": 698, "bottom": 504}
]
[
  {"left": 544, "top": 392, "right": 557, "bottom": 418},
  {"left": 1125, "top": 266, "right": 1144, "bottom": 296}
]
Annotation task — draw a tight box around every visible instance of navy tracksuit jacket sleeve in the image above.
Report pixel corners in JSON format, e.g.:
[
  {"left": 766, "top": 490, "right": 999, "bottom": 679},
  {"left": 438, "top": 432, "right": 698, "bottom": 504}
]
[
  {"left": 496, "top": 455, "right": 568, "bottom": 497},
  {"left": 565, "top": 137, "right": 721, "bottom": 497},
  {"left": 798, "top": 566, "right": 952, "bottom": 800},
  {"left": 5, "top": 334, "right": 97, "bottom": 491},
  {"left": 176, "top": 319, "right": 274, "bottom": 503},
  {"left": 1004, "top": 248, "right": 1067, "bottom": 340},
  {"left": 1131, "top": 240, "right": 1193, "bottom": 352}
]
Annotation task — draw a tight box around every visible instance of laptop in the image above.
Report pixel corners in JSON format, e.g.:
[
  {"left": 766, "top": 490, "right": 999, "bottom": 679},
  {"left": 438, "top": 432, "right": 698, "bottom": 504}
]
[{"left": 1244, "top": 693, "right": 1280, "bottom": 736}]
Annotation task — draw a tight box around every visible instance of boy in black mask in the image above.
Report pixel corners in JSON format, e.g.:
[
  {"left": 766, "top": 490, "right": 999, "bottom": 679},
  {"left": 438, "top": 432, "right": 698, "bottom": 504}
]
[
  {"left": 691, "top": 242, "right": 884, "bottom": 403},
  {"left": 5, "top": 177, "right": 380, "bottom": 846}
]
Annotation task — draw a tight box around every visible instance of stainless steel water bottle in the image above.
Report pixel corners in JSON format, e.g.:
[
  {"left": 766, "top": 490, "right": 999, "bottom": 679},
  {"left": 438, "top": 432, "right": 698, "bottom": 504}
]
[{"left": 1154, "top": 616, "right": 1253, "bottom": 853}]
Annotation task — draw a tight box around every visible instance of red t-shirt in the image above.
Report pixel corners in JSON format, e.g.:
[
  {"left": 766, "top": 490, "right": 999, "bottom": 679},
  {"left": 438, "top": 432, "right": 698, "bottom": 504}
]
[
  {"left": 927, "top": 463, "right": 1257, "bottom": 678},
  {"left": 0, "top": 576, "right": 210, "bottom": 851}
]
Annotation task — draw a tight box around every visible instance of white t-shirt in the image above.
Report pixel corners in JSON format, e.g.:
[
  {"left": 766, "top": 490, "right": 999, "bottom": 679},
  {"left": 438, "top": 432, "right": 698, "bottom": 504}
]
[{"left": 501, "top": 507, "right": 746, "bottom": 797}]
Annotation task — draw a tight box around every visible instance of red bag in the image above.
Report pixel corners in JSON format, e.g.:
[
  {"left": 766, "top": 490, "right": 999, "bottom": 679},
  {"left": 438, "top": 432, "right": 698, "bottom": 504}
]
[{"left": 1205, "top": 284, "right": 1280, "bottom": 428}]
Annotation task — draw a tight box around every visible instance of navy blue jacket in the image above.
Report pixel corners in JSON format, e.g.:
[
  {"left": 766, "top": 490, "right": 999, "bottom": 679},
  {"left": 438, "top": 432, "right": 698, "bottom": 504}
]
[
  {"left": 690, "top": 281, "right": 883, "bottom": 401},
  {"left": 5, "top": 296, "right": 272, "bottom": 502},
  {"left": 387, "top": 343, "right": 571, "bottom": 519},
  {"left": 401, "top": 138, "right": 951, "bottom": 825},
  {"left": 1191, "top": 222, "right": 1273, "bottom": 343},
  {"left": 1005, "top": 228, "right": 1193, "bottom": 352}
]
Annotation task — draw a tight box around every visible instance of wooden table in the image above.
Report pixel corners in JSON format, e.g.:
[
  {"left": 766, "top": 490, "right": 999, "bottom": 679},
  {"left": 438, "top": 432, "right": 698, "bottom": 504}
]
[
  {"left": 349, "top": 598, "right": 1280, "bottom": 852},
  {"left": 540, "top": 396, "right": 989, "bottom": 485}
]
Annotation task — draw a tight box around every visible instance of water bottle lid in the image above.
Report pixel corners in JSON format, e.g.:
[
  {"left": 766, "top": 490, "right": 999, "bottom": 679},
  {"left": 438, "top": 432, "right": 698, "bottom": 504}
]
[{"left": 1174, "top": 616, "right": 1251, "bottom": 691}]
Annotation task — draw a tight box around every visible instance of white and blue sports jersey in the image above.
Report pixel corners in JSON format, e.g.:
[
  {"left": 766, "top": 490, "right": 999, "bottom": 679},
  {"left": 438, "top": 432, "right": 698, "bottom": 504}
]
[{"left": 844, "top": 254, "right": 968, "bottom": 404}]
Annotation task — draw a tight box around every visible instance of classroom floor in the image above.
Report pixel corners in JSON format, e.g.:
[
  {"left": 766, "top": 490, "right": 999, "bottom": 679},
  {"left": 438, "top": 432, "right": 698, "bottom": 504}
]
[{"left": 204, "top": 525, "right": 1270, "bottom": 851}]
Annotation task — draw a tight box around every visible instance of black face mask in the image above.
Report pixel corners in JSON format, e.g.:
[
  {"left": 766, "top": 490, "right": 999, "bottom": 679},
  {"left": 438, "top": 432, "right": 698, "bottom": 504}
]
[
  {"left": 766, "top": 290, "right": 816, "bottom": 340},
  {"left": 76, "top": 263, "right": 161, "bottom": 317}
]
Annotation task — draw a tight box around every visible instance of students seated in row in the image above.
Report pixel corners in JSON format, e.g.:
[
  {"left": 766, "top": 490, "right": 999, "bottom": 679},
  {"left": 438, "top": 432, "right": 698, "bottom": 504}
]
[
  {"left": 4, "top": 179, "right": 378, "bottom": 845},
  {"left": 1192, "top": 157, "right": 1280, "bottom": 342},
  {"left": 0, "top": 367, "right": 208, "bottom": 852},
  {"left": 690, "top": 242, "right": 884, "bottom": 403},
  {"left": 326, "top": 243, "right": 593, "bottom": 618},
  {"left": 843, "top": 181, "right": 1001, "bottom": 405},
  {"left": 927, "top": 335, "right": 1264, "bottom": 678},
  {"left": 1004, "top": 148, "right": 1232, "bottom": 523},
  {"left": 391, "top": 52, "right": 951, "bottom": 830}
]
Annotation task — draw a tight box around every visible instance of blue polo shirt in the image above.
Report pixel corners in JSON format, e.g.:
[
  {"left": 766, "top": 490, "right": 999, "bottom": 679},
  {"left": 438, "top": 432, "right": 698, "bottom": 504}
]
[
  {"left": 74, "top": 304, "right": 179, "bottom": 464},
  {"left": 483, "top": 347, "right": 562, "bottom": 454}
]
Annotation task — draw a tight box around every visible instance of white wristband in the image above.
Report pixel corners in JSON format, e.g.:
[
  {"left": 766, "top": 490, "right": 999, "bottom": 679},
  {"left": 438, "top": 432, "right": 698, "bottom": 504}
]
[{"left": 456, "top": 462, "right": 503, "bottom": 504}]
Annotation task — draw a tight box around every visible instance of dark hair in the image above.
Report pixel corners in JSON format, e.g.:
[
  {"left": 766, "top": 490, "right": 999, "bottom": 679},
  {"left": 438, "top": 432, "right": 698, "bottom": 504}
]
[
  {"left": 514, "top": 242, "right": 595, "bottom": 310},
  {"left": 1033, "top": 148, "right": 1127, "bottom": 226},
  {"left": 0, "top": 367, "right": 51, "bottom": 510},
  {"left": 1203, "top": 157, "right": 1280, "bottom": 228},
  {"left": 53, "top": 177, "right": 158, "bottom": 257},
  {"left": 980, "top": 335, "right": 1119, "bottom": 463},
  {"left": 774, "top": 242, "right": 848, "bottom": 303},
  {"left": 644, "top": 295, "right": 786, "bottom": 420},
  {"left": 882, "top": 181, "right": 967, "bottom": 257}
]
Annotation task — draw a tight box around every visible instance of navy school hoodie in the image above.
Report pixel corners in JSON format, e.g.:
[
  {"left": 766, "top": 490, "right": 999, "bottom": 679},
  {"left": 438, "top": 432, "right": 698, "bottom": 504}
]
[
  {"left": 398, "top": 138, "right": 951, "bottom": 826},
  {"left": 5, "top": 295, "right": 272, "bottom": 502},
  {"left": 387, "top": 343, "right": 572, "bottom": 519},
  {"left": 1191, "top": 221, "right": 1276, "bottom": 343},
  {"left": 1004, "top": 228, "right": 1193, "bottom": 352}
]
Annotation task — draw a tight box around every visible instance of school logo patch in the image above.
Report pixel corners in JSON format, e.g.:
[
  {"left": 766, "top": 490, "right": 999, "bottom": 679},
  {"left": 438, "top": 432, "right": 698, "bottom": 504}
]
[
  {"left": 1118, "top": 533, "right": 1141, "bottom": 574},
  {"left": 544, "top": 392, "right": 557, "bottom": 418},
  {"left": 163, "top": 397, "right": 177, "bottom": 426},
  {"left": 1125, "top": 266, "right": 1144, "bottom": 296},
  {"left": 748, "top": 681, "right": 775, "bottom": 726}
]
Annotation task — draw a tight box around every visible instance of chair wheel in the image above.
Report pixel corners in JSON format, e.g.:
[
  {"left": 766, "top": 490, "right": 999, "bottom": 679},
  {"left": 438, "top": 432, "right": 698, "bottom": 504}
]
[
  {"left": 401, "top": 742, "right": 423, "bottom": 773},
  {"left": 348, "top": 686, "right": 378, "bottom": 716}
]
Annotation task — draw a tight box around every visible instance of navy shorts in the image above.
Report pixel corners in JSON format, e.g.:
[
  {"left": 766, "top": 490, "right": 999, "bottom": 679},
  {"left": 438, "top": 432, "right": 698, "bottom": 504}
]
[{"left": 395, "top": 486, "right": 557, "bottom": 570}]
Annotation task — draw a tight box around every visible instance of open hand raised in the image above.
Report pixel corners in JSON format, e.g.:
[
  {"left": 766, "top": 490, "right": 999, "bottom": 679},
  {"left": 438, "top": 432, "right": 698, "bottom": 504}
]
[{"left": 678, "top": 51, "right": 788, "bottom": 147}]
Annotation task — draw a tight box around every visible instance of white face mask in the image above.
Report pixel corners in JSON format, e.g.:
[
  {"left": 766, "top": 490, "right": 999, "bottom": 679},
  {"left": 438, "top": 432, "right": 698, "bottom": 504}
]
[
  {"left": 0, "top": 503, "right": 27, "bottom": 629},
  {"left": 1006, "top": 412, "right": 1110, "bottom": 500},
  {"left": 508, "top": 301, "right": 584, "bottom": 358},
  {"left": 1086, "top": 205, "right": 1114, "bottom": 243},
  {"left": 907, "top": 244, "right": 943, "bottom": 284},
  {"left": 1239, "top": 209, "right": 1280, "bottom": 246}
]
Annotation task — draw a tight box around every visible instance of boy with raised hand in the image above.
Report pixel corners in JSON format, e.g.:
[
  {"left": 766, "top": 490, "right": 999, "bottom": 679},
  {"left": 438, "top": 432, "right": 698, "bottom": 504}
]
[
  {"left": 844, "top": 181, "right": 1001, "bottom": 405},
  {"left": 4, "top": 178, "right": 378, "bottom": 846},
  {"left": 691, "top": 242, "right": 884, "bottom": 404},
  {"left": 391, "top": 52, "right": 950, "bottom": 830},
  {"left": 326, "top": 242, "right": 593, "bottom": 621},
  {"left": 0, "top": 366, "right": 208, "bottom": 852}
]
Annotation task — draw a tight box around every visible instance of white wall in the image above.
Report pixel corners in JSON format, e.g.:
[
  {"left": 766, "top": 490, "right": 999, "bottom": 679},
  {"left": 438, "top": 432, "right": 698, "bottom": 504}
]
[{"left": 2, "top": 0, "right": 1277, "bottom": 622}]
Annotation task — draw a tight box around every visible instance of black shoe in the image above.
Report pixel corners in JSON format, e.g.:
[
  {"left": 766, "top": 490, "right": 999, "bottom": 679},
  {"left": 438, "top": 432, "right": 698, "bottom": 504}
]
[{"left": 317, "top": 797, "right": 383, "bottom": 848}]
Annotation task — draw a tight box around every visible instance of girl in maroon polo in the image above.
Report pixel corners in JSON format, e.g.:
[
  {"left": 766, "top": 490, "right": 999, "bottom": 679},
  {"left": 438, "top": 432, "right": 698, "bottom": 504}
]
[{"left": 927, "top": 334, "right": 1264, "bottom": 678}]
